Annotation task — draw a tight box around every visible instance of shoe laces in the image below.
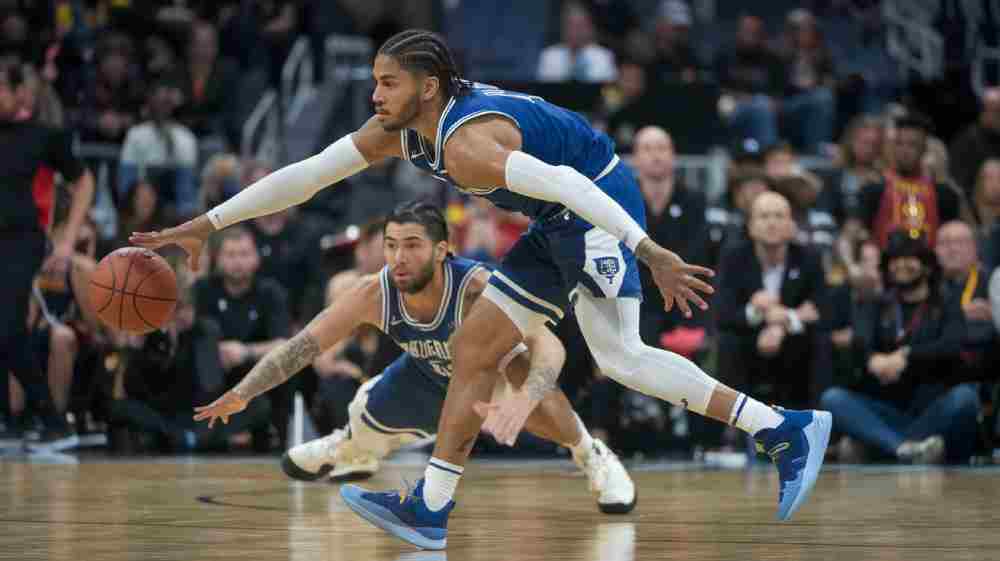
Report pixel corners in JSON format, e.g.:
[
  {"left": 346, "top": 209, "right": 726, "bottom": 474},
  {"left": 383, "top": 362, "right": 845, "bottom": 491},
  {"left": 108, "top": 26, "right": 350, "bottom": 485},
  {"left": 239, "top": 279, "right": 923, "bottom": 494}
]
[
  {"left": 397, "top": 477, "right": 415, "bottom": 505},
  {"left": 323, "top": 427, "right": 348, "bottom": 453}
]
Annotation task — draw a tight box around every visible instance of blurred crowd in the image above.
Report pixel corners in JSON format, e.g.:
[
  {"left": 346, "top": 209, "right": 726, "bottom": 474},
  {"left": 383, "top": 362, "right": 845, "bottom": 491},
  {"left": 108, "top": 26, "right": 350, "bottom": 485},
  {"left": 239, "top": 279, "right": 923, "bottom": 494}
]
[{"left": 2, "top": 0, "right": 1000, "bottom": 467}]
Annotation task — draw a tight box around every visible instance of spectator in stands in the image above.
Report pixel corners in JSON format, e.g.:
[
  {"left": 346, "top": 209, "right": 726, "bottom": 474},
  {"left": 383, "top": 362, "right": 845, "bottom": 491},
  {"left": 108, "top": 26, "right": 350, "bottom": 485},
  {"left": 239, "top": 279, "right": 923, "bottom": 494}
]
[
  {"left": 537, "top": 2, "right": 617, "bottom": 83},
  {"left": 936, "top": 221, "right": 997, "bottom": 381},
  {"left": 194, "top": 226, "right": 290, "bottom": 450},
  {"left": 706, "top": 171, "right": 771, "bottom": 264},
  {"left": 577, "top": 0, "right": 641, "bottom": 60},
  {"left": 853, "top": 115, "right": 961, "bottom": 250},
  {"left": 115, "top": 175, "right": 172, "bottom": 250},
  {"left": 172, "top": 21, "right": 240, "bottom": 147},
  {"left": 763, "top": 142, "right": 837, "bottom": 264},
  {"left": 16, "top": 63, "right": 63, "bottom": 127},
  {"left": 0, "top": 60, "right": 94, "bottom": 446},
  {"left": 645, "top": 0, "right": 703, "bottom": 85},
  {"left": 73, "top": 33, "right": 143, "bottom": 143},
  {"left": 715, "top": 191, "right": 828, "bottom": 414},
  {"left": 976, "top": 159, "right": 1000, "bottom": 271},
  {"left": 631, "top": 126, "right": 710, "bottom": 354},
  {"left": 143, "top": 34, "right": 179, "bottom": 84},
  {"left": 198, "top": 153, "right": 242, "bottom": 213},
  {"left": 714, "top": 14, "right": 784, "bottom": 150},
  {"left": 247, "top": 162, "right": 315, "bottom": 325},
  {"left": 28, "top": 215, "right": 103, "bottom": 438},
  {"left": 821, "top": 114, "right": 885, "bottom": 226},
  {"left": 820, "top": 231, "right": 978, "bottom": 464},
  {"left": 775, "top": 9, "right": 836, "bottom": 155},
  {"left": 109, "top": 284, "right": 270, "bottom": 453},
  {"left": 825, "top": 239, "right": 883, "bottom": 393},
  {"left": 949, "top": 87, "right": 1000, "bottom": 202},
  {"left": 118, "top": 80, "right": 199, "bottom": 218},
  {"left": 602, "top": 61, "right": 648, "bottom": 150}
]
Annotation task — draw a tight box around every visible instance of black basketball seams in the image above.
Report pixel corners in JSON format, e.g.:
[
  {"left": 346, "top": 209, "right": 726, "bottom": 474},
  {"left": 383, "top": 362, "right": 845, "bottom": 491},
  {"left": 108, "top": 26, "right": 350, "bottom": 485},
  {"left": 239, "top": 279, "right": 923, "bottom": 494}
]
[
  {"left": 90, "top": 279, "right": 177, "bottom": 301},
  {"left": 118, "top": 252, "right": 137, "bottom": 330},
  {"left": 131, "top": 268, "right": 175, "bottom": 330},
  {"left": 92, "top": 255, "right": 118, "bottom": 314}
]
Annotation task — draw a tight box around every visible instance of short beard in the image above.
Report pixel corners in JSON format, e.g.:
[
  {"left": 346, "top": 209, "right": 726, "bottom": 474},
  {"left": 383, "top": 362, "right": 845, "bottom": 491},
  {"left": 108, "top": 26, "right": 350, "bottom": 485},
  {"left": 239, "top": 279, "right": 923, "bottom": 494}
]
[
  {"left": 379, "top": 96, "right": 420, "bottom": 132},
  {"left": 394, "top": 259, "right": 437, "bottom": 294}
]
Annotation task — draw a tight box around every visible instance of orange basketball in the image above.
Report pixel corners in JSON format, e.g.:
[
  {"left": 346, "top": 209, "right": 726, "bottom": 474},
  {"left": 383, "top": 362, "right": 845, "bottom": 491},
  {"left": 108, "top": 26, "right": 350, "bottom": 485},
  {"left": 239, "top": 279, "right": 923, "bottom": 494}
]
[{"left": 90, "top": 247, "right": 178, "bottom": 334}]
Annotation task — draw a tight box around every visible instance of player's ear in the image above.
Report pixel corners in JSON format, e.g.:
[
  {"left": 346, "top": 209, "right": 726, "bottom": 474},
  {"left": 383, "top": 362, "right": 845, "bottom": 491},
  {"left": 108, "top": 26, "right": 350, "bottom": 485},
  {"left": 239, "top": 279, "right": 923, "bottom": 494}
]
[
  {"left": 422, "top": 75, "right": 440, "bottom": 101},
  {"left": 434, "top": 240, "right": 449, "bottom": 261}
]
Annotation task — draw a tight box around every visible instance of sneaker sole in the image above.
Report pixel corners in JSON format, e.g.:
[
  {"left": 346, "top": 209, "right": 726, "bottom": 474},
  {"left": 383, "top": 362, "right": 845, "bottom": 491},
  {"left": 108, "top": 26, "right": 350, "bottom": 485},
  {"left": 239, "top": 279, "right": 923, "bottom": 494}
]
[
  {"left": 339, "top": 484, "right": 446, "bottom": 550},
  {"left": 329, "top": 468, "right": 376, "bottom": 483},
  {"left": 280, "top": 453, "right": 331, "bottom": 482},
  {"left": 779, "top": 410, "right": 832, "bottom": 521},
  {"left": 599, "top": 490, "right": 637, "bottom": 514}
]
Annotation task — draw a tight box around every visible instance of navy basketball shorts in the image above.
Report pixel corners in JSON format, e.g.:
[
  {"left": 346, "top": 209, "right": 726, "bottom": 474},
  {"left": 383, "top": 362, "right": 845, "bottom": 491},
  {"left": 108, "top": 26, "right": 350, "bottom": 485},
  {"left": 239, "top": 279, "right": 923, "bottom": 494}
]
[
  {"left": 484, "top": 159, "right": 647, "bottom": 334},
  {"left": 362, "top": 355, "right": 449, "bottom": 439}
]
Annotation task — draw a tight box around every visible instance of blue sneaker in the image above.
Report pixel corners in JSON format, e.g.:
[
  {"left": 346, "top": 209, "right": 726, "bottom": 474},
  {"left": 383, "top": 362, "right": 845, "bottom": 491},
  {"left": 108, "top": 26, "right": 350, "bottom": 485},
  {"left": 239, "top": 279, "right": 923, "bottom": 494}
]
[
  {"left": 340, "top": 478, "right": 453, "bottom": 550},
  {"left": 753, "top": 408, "right": 832, "bottom": 521}
]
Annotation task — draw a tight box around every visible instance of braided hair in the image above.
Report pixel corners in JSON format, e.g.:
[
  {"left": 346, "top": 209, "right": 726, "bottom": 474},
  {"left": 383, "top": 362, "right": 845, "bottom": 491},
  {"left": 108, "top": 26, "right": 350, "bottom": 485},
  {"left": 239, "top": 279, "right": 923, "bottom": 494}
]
[{"left": 378, "top": 29, "right": 470, "bottom": 99}]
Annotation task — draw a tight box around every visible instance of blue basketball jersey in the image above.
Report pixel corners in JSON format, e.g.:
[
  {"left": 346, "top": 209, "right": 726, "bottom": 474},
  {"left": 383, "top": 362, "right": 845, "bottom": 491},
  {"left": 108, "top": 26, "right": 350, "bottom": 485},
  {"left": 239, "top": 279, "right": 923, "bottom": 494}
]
[
  {"left": 377, "top": 256, "right": 487, "bottom": 381},
  {"left": 400, "top": 83, "right": 619, "bottom": 220}
]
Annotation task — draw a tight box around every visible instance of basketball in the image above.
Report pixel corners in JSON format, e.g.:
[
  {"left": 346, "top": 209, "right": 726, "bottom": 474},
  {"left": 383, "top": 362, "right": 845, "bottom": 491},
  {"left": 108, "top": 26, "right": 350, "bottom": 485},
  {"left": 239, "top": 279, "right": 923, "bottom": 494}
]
[{"left": 90, "top": 247, "right": 178, "bottom": 334}]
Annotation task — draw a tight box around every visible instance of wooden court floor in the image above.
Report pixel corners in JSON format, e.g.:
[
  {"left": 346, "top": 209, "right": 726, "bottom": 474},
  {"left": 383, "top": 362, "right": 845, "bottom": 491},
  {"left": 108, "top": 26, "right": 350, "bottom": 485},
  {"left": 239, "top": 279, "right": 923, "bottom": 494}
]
[{"left": 1, "top": 454, "right": 997, "bottom": 561}]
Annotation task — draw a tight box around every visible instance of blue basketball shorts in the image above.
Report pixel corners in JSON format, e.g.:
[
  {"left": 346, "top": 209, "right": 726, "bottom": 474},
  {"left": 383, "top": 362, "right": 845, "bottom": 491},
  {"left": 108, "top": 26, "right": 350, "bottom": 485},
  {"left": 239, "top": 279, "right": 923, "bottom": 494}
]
[{"left": 484, "top": 158, "right": 646, "bottom": 333}]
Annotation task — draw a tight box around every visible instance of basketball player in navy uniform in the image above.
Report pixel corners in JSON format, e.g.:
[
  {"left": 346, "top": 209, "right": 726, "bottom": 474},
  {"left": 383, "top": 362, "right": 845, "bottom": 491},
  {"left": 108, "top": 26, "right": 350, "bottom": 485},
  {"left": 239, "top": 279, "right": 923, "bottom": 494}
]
[
  {"left": 135, "top": 29, "right": 831, "bottom": 550},
  {"left": 192, "top": 201, "right": 636, "bottom": 514}
]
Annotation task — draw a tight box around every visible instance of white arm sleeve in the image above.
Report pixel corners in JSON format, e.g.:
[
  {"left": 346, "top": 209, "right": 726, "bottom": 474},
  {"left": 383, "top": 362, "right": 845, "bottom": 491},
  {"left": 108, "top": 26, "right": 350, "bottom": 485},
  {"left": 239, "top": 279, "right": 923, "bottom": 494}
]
[
  {"left": 207, "top": 135, "right": 369, "bottom": 229},
  {"left": 504, "top": 150, "right": 648, "bottom": 251}
]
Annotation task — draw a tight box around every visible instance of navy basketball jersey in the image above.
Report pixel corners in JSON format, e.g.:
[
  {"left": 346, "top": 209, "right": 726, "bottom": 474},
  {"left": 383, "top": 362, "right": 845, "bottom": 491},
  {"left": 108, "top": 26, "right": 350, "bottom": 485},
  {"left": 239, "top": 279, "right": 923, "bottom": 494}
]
[
  {"left": 377, "top": 256, "right": 487, "bottom": 381},
  {"left": 400, "top": 83, "right": 619, "bottom": 220}
]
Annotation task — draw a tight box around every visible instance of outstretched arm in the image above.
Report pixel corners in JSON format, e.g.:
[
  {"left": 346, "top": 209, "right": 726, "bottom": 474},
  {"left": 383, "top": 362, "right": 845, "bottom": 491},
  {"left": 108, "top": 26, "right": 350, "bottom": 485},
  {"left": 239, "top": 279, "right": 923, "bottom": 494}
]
[
  {"left": 130, "top": 116, "right": 402, "bottom": 270},
  {"left": 193, "top": 275, "right": 382, "bottom": 427},
  {"left": 444, "top": 118, "right": 714, "bottom": 318}
]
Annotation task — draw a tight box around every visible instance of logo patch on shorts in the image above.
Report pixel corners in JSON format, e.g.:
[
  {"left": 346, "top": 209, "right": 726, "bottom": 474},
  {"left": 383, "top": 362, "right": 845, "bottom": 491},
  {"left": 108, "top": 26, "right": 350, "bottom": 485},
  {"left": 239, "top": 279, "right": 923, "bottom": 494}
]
[{"left": 593, "top": 256, "right": 621, "bottom": 283}]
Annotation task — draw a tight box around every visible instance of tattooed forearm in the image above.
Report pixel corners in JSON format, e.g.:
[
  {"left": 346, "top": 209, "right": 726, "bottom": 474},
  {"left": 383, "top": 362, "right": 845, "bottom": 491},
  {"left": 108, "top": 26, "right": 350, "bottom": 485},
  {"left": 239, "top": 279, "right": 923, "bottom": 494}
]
[
  {"left": 231, "top": 332, "right": 321, "bottom": 401},
  {"left": 522, "top": 366, "right": 559, "bottom": 403}
]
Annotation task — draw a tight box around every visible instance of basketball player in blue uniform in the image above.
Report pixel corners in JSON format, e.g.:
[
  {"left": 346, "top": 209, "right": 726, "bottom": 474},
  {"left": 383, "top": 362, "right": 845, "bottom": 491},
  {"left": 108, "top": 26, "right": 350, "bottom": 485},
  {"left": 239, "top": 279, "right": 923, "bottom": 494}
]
[
  {"left": 191, "top": 202, "right": 636, "bottom": 514},
  {"left": 134, "top": 29, "right": 831, "bottom": 550}
]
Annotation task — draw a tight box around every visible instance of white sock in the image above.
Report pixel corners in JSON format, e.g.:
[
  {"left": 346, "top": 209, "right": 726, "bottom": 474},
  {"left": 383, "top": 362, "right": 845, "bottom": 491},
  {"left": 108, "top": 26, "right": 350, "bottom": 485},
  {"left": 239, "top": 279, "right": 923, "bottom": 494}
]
[
  {"left": 423, "top": 457, "right": 464, "bottom": 511},
  {"left": 569, "top": 413, "right": 594, "bottom": 460},
  {"left": 730, "top": 393, "right": 785, "bottom": 436}
]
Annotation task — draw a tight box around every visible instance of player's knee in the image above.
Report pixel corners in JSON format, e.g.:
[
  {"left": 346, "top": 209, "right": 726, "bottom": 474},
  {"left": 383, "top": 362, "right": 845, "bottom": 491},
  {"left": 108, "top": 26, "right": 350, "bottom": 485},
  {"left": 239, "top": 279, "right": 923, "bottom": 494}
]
[
  {"left": 590, "top": 332, "right": 645, "bottom": 380},
  {"left": 50, "top": 324, "right": 78, "bottom": 353}
]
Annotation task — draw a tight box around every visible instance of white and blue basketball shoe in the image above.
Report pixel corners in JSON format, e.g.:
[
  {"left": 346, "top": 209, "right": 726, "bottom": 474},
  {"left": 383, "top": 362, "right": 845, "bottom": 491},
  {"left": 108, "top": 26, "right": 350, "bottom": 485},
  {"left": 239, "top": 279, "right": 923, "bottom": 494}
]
[
  {"left": 753, "top": 408, "right": 832, "bottom": 521},
  {"left": 340, "top": 478, "right": 453, "bottom": 550}
]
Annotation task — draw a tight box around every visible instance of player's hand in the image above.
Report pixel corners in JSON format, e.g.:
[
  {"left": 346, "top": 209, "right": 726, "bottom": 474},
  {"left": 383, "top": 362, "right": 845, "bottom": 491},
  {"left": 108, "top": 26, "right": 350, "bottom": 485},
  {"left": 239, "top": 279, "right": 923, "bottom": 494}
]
[
  {"left": 635, "top": 239, "right": 714, "bottom": 318},
  {"left": 193, "top": 391, "right": 248, "bottom": 428},
  {"left": 130, "top": 215, "right": 214, "bottom": 272},
  {"left": 473, "top": 388, "right": 540, "bottom": 446}
]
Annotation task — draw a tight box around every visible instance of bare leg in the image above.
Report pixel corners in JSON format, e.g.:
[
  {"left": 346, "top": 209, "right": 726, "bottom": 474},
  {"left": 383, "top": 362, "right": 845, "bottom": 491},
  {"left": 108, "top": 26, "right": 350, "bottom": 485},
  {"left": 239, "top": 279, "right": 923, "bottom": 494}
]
[
  {"left": 432, "top": 298, "right": 523, "bottom": 465},
  {"left": 522, "top": 390, "right": 581, "bottom": 446},
  {"left": 47, "top": 325, "right": 77, "bottom": 414}
]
